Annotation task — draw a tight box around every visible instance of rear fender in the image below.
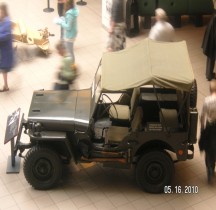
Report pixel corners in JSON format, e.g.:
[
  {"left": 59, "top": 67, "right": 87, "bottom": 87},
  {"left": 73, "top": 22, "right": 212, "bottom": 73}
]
[{"left": 133, "top": 140, "right": 174, "bottom": 162}]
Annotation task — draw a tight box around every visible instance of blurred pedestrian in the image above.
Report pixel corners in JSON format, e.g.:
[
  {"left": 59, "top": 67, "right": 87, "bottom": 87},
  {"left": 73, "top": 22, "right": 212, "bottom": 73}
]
[
  {"left": 57, "top": 0, "right": 65, "bottom": 39},
  {"left": 202, "top": 2, "right": 216, "bottom": 81},
  {"left": 107, "top": 0, "right": 126, "bottom": 52},
  {"left": 54, "top": 41, "right": 77, "bottom": 90},
  {"left": 149, "top": 8, "right": 174, "bottom": 42},
  {"left": 55, "top": 0, "right": 79, "bottom": 62},
  {"left": 0, "top": 3, "right": 13, "bottom": 92},
  {"left": 199, "top": 80, "right": 216, "bottom": 184}
]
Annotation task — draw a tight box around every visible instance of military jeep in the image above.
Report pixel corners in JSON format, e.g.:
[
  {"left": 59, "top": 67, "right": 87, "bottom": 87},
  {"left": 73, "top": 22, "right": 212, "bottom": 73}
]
[{"left": 8, "top": 39, "right": 198, "bottom": 193}]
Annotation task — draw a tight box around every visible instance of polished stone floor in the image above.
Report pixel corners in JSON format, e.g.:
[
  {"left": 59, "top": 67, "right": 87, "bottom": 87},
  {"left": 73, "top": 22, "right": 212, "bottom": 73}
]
[{"left": 0, "top": 0, "right": 215, "bottom": 209}]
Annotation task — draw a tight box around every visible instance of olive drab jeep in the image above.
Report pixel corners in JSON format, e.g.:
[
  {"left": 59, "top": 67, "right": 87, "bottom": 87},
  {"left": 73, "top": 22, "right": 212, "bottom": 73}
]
[{"left": 5, "top": 39, "right": 198, "bottom": 193}]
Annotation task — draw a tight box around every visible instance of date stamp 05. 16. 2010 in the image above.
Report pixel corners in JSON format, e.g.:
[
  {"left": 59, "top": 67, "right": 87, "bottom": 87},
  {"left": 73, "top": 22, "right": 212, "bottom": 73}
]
[{"left": 164, "top": 186, "right": 199, "bottom": 194}]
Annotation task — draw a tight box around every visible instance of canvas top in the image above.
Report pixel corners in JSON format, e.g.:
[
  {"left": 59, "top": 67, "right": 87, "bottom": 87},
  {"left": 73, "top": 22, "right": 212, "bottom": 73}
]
[{"left": 101, "top": 38, "right": 194, "bottom": 92}]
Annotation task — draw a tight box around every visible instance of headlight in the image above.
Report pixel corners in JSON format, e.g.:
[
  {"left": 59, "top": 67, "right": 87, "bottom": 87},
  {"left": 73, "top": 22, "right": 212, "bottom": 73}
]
[
  {"left": 34, "top": 122, "right": 42, "bottom": 132},
  {"left": 30, "top": 122, "right": 42, "bottom": 136}
]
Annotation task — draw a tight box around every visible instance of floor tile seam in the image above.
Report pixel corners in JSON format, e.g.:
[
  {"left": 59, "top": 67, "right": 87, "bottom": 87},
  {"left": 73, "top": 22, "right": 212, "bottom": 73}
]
[
  {"left": 96, "top": 184, "right": 123, "bottom": 198},
  {"left": 0, "top": 192, "right": 19, "bottom": 208},
  {"left": 70, "top": 191, "right": 95, "bottom": 209},
  {"left": 16, "top": 198, "right": 38, "bottom": 210},
  {"left": 130, "top": 195, "right": 153, "bottom": 209},
  {"left": 4, "top": 180, "right": 26, "bottom": 195},
  {"left": 47, "top": 192, "right": 70, "bottom": 206},
  {"left": 0, "top": 171, "right": 20, "bottom": 184},
  {"left": 182, "top": 193, "right": 216, "bottom": 209},
  {"left": 150, "top": 197, "right": 174, "bottom": 209},
  {"left": 76, "top": 176, "right": 98, "bottom": 188},
  {"left": 181, "top": 192, "right": 205, "bottom": 208},
  {"left": 166, "top": 195, "right": 194, "bottom": 210},
  {"left": 0, "top": 97, "right": 18, "bottom": 113},
  {"left": 31, "top": 192, "right": 55, "bottom": 209},
  {"left": 84, "top": 190, "right": 106, "bottom": 204},
  {"left": 0, "top": 182, "right": 10, "bottom": 198},
  {"left": 10, "top": 188, "right": 35, "bottom": 207},
  {"left": 9, "top": 93, "right": 29, "bottom": 108},
  {"left": 0, "top": 153, "right": 7, "bottom": 163},
  {"left": 197, "top": 185, "right": 216, "bottom": 196},
  {"left": 106, "top": 193, "right": 130, "bottom": 208},
  {"left": 92, "top": 197, "right": 117, "bottom": 210},
  {"left": 18, "top": 91, "right": 36, "bottom": 104}
]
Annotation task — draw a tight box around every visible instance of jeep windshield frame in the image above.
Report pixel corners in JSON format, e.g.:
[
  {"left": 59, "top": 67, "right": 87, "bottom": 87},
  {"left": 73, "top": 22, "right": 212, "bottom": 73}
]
[{"left": 90, "top": 65, "right": 102, "bottom": 116}]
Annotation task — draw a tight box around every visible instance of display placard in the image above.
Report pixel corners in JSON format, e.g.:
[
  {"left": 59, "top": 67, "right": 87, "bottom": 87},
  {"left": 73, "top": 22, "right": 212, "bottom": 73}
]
[{"left": 4, "top": 108, "right": 21, "bottom": 144}]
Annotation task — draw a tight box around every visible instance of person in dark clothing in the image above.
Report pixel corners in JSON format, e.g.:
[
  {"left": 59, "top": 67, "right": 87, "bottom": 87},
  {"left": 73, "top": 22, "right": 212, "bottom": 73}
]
[
  {"left": 57, "top": 0, "right": 65, "bottom": 39},
  {"left": 107, "top": 0, "right": 126, "bottom": 51},
  {"left": 199, "top": 80, "right": 216, "bottom": 183},
  {"left": 0, "top": 3, "right": 13, "bottom": 92},
  {"left": 202, "top": 10, "right": 216, "bottom": 81}
]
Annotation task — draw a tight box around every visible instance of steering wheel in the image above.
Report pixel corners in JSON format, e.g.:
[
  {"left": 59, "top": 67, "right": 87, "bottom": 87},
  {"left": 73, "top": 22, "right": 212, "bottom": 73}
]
[{"left": 99, "top": 93, "right": 118, "bottom": 119}]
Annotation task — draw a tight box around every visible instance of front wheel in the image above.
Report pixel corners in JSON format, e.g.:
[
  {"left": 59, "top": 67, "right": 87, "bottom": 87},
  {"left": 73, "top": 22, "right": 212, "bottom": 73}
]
[
  {"left": 135, "top": 150, "right": 174, "bottom": 193},
  {"left": 23, "top": 146, "right": 62, "bottom": 190}
]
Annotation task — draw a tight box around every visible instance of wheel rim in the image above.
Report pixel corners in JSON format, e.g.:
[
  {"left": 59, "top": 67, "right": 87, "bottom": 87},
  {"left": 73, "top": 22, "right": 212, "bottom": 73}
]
[
  {"left": 33, "top": 158, "right": 53, "bottom": 181},
  {"left": 145, "top": 162, "right": 165, "bottom": 185}
]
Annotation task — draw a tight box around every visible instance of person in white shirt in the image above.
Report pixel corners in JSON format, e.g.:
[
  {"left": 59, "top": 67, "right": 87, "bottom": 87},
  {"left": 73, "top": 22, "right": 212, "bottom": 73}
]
[
  {"left": 149, "top": 8, "right": 174, "bottom": 42},
  {"left": 199, "top": 80, "right": 216, "bottom": 184}
]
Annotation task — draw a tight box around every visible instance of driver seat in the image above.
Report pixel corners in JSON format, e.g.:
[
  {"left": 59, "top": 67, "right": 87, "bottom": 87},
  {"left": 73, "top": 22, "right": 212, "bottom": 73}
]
[
  {"left": 109, "top": 88, "right": 140, "bottom": 122},
  {"left": 107, "top": 106, "right": 143, "bottom": 143}
]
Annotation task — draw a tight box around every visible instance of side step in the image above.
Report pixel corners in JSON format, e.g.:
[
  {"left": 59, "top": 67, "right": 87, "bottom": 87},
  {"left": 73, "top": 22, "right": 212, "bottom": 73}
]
[{"left": 81, "top": 156, "right": 127, "bottom": 164}]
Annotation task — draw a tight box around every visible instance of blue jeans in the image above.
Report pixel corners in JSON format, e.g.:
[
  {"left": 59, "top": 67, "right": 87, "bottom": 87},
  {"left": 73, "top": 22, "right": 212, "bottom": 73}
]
[{"left": 65, "top": 41, "right": 75, "bottom": 62}]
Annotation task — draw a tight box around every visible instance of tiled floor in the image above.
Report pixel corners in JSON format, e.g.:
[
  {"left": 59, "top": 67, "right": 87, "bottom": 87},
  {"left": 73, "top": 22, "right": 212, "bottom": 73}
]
[{"left": 0, "top": 0, "right": 215, "bottom": 209}]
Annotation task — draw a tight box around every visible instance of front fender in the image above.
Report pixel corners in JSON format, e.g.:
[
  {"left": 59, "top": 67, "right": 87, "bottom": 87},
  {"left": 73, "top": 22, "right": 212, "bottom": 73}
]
[{"left": 29, "top": 131, "right": 77, "bottom": 162}]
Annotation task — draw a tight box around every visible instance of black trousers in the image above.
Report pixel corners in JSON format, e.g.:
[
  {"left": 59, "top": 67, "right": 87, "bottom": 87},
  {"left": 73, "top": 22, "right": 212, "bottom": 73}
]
[
  {"left": 205, "top": 149, "right": 216, "bottom": 172},
  {"left": 204, "top": 123, "right": 216, "bottom": 172},
  {"left": 206, "top": 54, "right": 215, "bottom": 80}
]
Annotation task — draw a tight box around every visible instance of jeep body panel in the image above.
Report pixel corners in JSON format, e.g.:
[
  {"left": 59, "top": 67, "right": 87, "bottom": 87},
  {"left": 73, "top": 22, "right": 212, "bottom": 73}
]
[
  {"left": 74, "top": 89, "right": 91, "bottom": 132},
  {"left": 28, "top": 89, "right": 91, "bottom": 132},
  {"left": 131, "top": 131, "right": 190, "bottom": 160},
  {"left": 28, "top": 90, "right": 77, "bottom": 131}
]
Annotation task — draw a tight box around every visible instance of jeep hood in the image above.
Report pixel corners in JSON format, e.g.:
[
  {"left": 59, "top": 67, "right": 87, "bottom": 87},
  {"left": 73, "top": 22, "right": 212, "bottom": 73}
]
[
  {"left": 101, "top": 38, "right": 194, "bottom": 92},
  {"left": 28, "top": 89, "right": 91, "bottom": 132}
]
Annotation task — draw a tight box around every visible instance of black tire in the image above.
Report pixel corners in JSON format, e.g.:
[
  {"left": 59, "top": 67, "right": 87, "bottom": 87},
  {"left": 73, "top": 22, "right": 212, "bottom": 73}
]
[
  {"left": 190, "top": 79, "right": 197, "bottom": 108},
  {"left": 23, "top": 146, "right": 62, "bottom": 190},
  {"left": 135, "top": 150, "right": 174, "bottom": 194}
]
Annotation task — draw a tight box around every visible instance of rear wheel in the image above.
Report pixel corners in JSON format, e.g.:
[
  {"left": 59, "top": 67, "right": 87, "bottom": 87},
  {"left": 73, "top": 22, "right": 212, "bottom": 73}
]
[
  {"left": 23, "top": 146, "right": 62, "bottom": 190},
  {"left": 135, "top": 150, "right": 174, "bottom": 193}
]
